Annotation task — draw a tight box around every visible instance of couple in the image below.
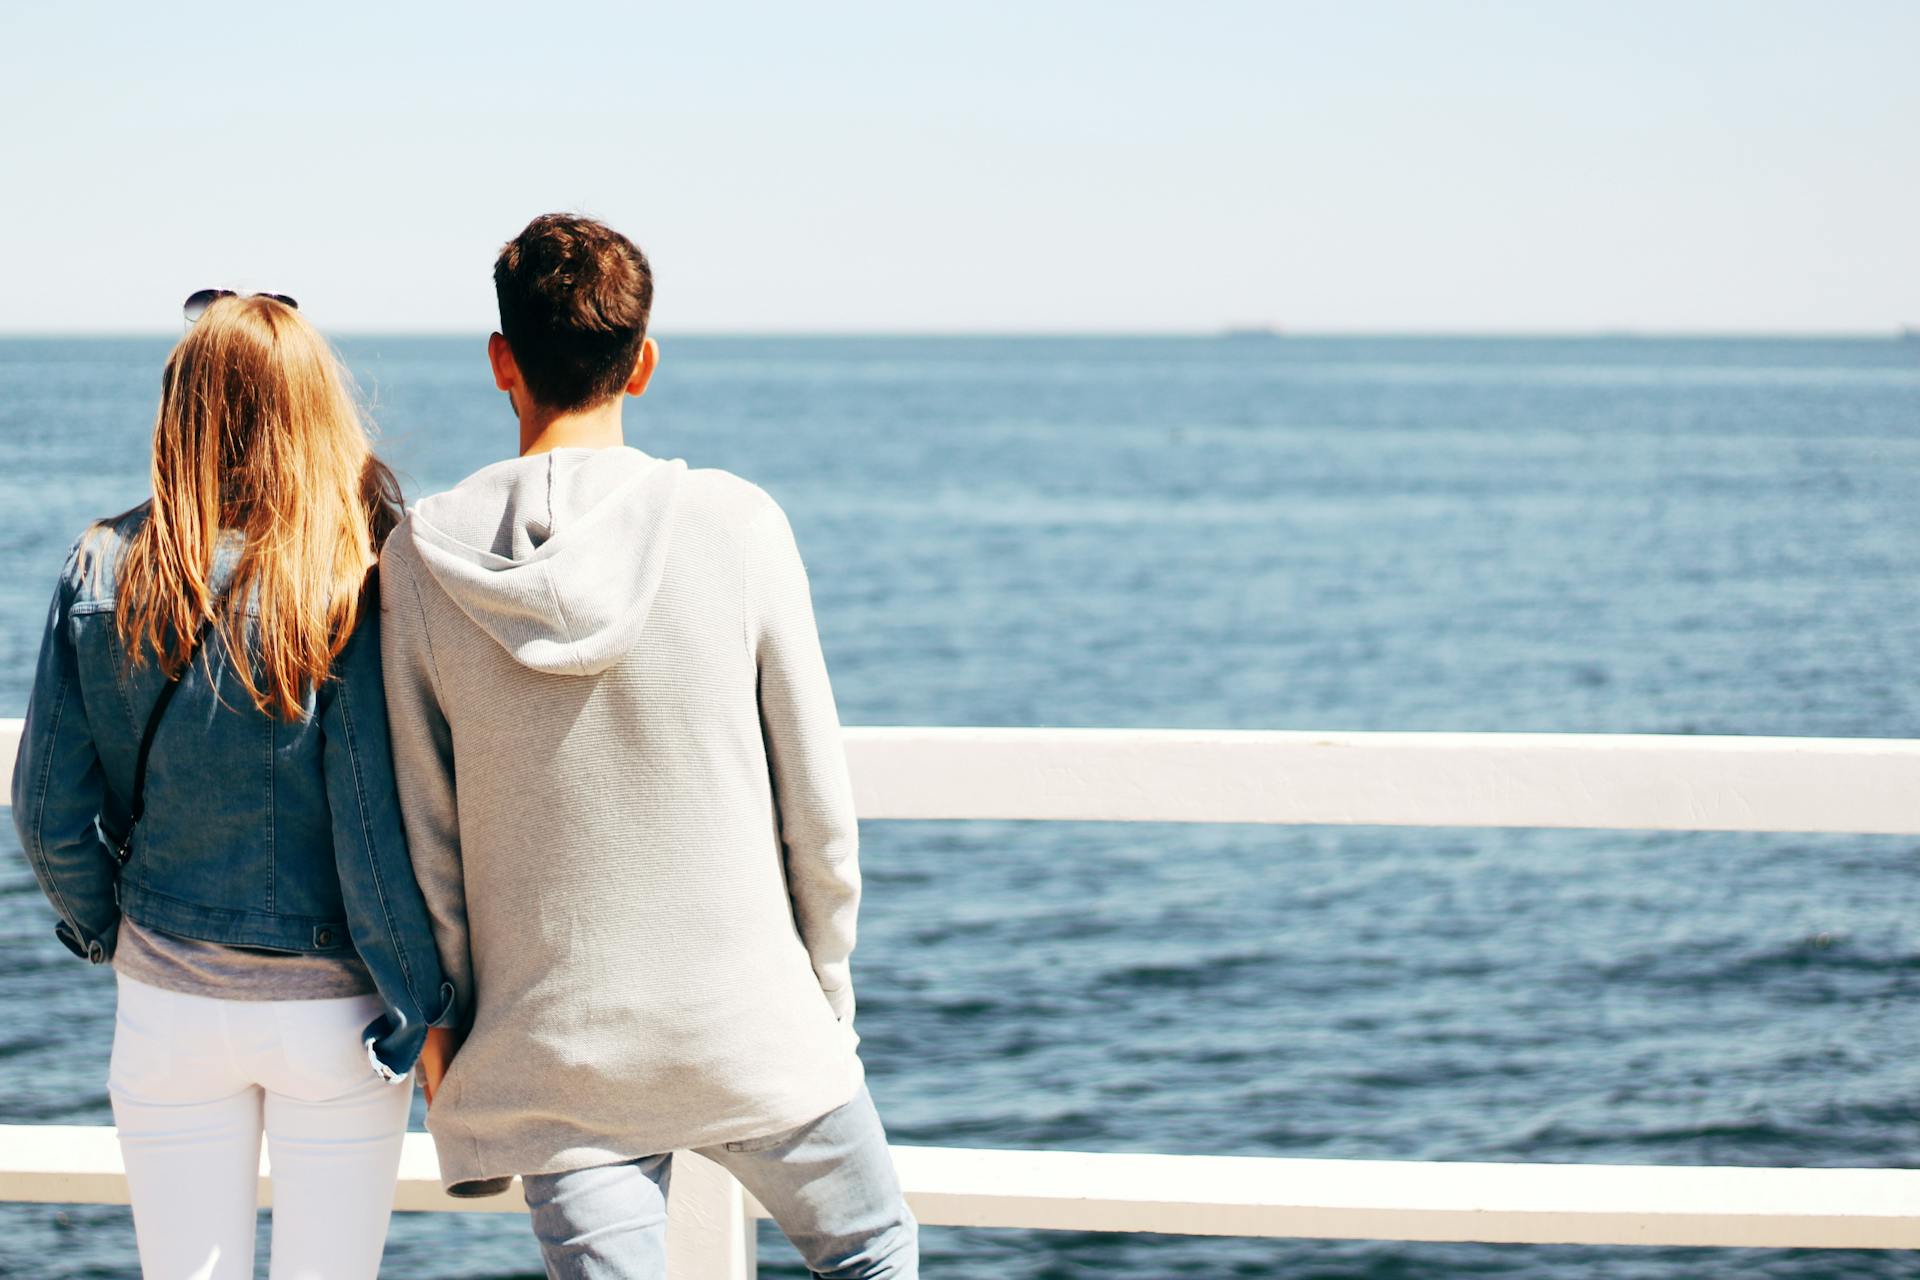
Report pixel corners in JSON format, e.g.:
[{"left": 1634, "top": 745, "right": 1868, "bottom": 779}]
[{"left": 11, "top": 213, "right": 918, "bottom": 1279}]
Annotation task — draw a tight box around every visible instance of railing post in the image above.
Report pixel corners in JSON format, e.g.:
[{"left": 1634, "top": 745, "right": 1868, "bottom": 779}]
[{"left": 667, "top": 1150, "right": 756, "bottom": 1280}]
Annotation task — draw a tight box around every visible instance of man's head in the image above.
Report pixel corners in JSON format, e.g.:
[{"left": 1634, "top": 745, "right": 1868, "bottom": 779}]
[{"left": 490, "top": 213, "right": 656, "bottom": 417}]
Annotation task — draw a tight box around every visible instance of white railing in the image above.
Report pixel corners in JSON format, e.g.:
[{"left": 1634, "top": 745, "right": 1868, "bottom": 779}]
[{"left": 5, "top": 718, "right": 1920, "bottom": 1278}]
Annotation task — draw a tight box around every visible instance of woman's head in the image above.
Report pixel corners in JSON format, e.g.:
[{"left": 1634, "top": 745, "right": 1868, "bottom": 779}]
[{"left": 116, "top": 294, "right": 401, "bottom": 719}]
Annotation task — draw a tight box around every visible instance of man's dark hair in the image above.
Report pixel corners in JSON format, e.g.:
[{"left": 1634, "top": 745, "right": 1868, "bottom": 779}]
[{"left": 494, "top": 213, "right": 654, "bottom": 412}]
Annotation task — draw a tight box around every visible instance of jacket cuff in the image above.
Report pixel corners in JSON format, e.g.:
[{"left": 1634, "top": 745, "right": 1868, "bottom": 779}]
[
  {"left": 363, "top": 986, "right": 458, "bottom": 1079},
  {"left": 54, "top": 916, "right": 120, "bottom": 964},
  {"left": 824, "top": 984, "right": 855, "bottom": 1024},
  {"left": 362, "top": 1011, "right": 426, "bottom": 1081},
  {"left": 365, "top": 1035, "right": 411, "bottom": 1084}
]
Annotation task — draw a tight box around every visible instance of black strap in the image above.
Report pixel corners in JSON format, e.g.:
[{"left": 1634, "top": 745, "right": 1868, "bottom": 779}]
[{"left": 116, "top": 619, "right": 214, "bottom": 868}]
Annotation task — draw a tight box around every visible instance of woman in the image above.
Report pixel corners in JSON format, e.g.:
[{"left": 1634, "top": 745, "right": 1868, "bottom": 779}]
[{"left": 10, "top": 293, "right": 452, "bottom": 1279}]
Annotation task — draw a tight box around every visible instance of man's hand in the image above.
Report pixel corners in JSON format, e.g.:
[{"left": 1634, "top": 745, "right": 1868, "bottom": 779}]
[{"left": 419, "top": 1026, "right": 461, "bottom": 1107}]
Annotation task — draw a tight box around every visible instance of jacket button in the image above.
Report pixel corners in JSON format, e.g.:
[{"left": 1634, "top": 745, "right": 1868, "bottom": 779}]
[{"left": 316, "top": 928, "right": 336, "bottom": 947}]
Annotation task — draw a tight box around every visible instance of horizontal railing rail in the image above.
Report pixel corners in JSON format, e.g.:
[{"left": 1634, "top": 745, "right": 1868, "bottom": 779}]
[
  {"left": 4, "top": 1125, "right": 1919, "bottom": 1250},
  {"left": 839, "top": 725, "right": 1920, "bottom": 833},
  {"left": 5, "top": 717, "right": 1919, "bottom": 1276},
  {"left": 7, "top": 720, "right": 1920, "bottom": 834}
]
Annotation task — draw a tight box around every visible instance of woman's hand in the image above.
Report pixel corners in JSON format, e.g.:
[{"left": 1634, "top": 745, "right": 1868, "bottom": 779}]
[{"left": 419, "top": 1026, "right": 461, "bottom": 1106}]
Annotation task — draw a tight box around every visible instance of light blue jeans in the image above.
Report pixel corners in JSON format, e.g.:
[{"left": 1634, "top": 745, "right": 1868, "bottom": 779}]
[{"left": 521, "top": 1085, "right": 918, "bottom": 1279}]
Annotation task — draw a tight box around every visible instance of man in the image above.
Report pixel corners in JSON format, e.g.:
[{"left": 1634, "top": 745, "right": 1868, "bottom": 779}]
[{"left": 380, "top": 212, "right": 917, "bottom": 1278}]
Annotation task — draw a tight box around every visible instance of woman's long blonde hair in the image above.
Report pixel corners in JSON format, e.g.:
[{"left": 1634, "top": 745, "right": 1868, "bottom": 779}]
[{"left": 114, "top": 295, "right": 401, "bottom": 720}]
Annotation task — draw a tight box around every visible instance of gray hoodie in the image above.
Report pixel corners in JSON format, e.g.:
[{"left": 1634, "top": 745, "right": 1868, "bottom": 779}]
[
  {"left": 408, "top": 446, "right": 686, "bottom": 677},
  {"left": 380, "top": 446, "right": 863, "bottom": 1194}
]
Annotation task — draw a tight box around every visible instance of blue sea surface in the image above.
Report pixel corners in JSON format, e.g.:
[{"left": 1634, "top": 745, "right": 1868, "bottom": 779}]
[{"left": 2, "top": 335, "right": 1918, "bottom": 1278}]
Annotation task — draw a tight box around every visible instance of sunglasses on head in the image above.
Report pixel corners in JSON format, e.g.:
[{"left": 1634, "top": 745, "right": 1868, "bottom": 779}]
[{"left": 183, "top": 289, "right": 299, "bottom": 324}]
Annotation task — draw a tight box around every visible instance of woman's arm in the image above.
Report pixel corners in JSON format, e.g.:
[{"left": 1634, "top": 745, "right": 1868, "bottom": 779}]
[
  {"left": 320, "top": 574, "right": 456, "bottom": 1080},
  {"left": 10, "top": 546, "right": 119, "bottom": 962},
  {"left": 378, "top": 546, "right": 474, "bottom": 1032}
]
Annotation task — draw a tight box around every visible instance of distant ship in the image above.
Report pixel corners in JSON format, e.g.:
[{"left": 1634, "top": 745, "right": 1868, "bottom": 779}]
[{"left": 1220, "top": 324, "right": 1282, "bottom": 340}]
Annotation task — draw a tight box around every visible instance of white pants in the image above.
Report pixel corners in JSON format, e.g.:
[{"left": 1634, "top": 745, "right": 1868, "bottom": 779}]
[{"left": 108, "top": 974, "right": 413, "bottom": 1280}]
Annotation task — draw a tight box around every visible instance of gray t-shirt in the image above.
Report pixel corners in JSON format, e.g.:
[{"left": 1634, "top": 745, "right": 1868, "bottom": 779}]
[{"left": 113, "top": 917, "right": 376, "bottom": 1001}]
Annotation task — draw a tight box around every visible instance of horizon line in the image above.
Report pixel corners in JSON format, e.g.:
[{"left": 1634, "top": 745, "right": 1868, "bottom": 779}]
[{"left": 0, "top": 326, "right": 1914, "bottom": 341}]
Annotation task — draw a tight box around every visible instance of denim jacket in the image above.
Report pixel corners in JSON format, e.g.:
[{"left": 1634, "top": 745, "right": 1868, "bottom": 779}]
[{"left": 9, "top": 511, "right": 454, "bottom": 1076}]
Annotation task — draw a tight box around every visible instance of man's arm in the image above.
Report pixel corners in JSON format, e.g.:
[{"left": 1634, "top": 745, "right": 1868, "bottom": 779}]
[
  {"left": 378, "top": 545, "right": 473, "bottom": 1042},
  {"left": 747, "top": 499, "right": 861, "bottom": 1023}
]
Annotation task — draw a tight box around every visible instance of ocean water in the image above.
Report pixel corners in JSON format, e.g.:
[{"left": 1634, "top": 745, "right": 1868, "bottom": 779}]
[{"left": 1, "top": 334, "right": 1918, "bottom": 1278}]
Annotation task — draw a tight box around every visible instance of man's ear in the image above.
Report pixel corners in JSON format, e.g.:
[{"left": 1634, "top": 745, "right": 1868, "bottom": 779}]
[
  {"left": 487, "top": 333, "right": 519, "bottom": 393},
  {"left": 625, "top": 336, "right": 660, "bottom": 398}
]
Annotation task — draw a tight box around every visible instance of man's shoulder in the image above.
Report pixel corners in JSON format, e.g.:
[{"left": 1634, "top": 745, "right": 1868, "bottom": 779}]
[
  {"left": 674, "top": 465, "right": 784, "bottom": 532},
  {"left": 377, "top": 512, "right": 424, "bottom": 571}
]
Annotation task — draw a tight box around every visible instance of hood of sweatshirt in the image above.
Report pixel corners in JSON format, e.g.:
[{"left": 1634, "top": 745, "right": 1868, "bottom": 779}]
[{"left": 405, "top": 446, "right": 687, "bottom": 676}]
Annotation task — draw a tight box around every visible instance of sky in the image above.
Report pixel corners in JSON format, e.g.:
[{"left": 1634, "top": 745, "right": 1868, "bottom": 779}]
[{"left": 0, "top": 0, "right": 1915, "bottom": 335}]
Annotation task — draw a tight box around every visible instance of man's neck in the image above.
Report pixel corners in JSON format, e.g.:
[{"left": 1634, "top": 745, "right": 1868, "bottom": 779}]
[{"left": 519, "top": 398, "right": 626, "bottom": 457}]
